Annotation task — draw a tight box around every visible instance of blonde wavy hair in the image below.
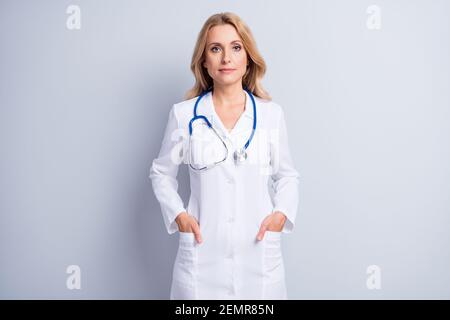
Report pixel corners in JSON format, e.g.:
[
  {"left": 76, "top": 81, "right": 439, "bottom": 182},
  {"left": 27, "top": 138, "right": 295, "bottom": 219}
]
[{"left": 185, "top": 12, "right": 271, "bottom": 101}]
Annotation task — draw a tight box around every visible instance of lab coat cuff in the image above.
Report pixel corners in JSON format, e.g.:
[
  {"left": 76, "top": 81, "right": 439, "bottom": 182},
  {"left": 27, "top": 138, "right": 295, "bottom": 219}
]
[{"left": 166, "top": 207, "right": 186, "bottom": 235}]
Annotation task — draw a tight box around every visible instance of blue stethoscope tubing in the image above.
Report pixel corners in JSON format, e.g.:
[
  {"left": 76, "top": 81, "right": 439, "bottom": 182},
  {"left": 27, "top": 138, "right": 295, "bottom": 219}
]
[{"left": 188, "top": 87, "right": 257, "bottom": 152}]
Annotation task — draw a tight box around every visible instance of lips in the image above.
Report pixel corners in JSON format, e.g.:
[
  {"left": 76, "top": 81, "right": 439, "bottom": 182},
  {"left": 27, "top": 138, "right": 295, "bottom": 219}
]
[{"left": 219, "top": 68, "right": 236, "bottom": 73}]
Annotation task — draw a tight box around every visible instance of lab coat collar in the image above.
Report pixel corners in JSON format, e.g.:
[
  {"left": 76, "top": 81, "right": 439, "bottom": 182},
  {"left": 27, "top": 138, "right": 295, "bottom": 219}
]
[{"left": 202, "top": 90, "right": 255, "bottom": 141}]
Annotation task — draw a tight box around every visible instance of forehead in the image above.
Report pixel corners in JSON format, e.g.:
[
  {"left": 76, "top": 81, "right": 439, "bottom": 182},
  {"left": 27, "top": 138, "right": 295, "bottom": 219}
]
[{"left": 206, "top": 24, "right": 242, "bottom": 43}]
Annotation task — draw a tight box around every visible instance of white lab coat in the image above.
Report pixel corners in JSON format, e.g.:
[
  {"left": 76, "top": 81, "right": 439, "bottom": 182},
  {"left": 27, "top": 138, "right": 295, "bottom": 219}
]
[{"left": 149, "top": 90, "right": 300, "bottom": 300}]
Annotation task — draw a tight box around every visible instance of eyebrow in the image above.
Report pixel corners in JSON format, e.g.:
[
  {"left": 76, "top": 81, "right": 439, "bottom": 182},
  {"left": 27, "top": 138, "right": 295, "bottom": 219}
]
[{"left": 208, "top": 40, "right": 242, "bottom": 47}]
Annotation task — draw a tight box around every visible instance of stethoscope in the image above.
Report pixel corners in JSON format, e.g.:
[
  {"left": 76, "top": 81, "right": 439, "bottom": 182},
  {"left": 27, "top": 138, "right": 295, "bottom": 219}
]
[{"left": 188, "top": 87, "right": 257, "bottom": 170}]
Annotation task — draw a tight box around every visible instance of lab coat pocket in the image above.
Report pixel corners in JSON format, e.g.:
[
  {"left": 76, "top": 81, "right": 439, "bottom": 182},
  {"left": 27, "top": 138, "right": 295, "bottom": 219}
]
[
  {"left": 171, "top": 232, "right": 198, "bottom": 299},
  {"left": 263, "top": 231, "right": 285, "bottom": 284}
]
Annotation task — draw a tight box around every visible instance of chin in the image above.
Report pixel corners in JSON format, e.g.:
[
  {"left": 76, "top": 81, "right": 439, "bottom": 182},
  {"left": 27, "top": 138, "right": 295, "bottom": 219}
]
[{"left": 214, "top": 76, "right": 243, "bottom": 86}]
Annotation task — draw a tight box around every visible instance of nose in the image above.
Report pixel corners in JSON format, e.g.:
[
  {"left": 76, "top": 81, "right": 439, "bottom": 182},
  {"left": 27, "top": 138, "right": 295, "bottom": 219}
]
[{"left": 222, "top": 48, "right": 231, "bottom": 64}]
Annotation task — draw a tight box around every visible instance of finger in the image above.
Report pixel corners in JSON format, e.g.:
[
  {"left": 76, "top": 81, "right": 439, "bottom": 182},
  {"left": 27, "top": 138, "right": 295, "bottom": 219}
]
[
  {"left": 191, "top": 222, "right": 202, "bottom": 244},
  {"left": 256, "top": 224, "right": 268, "bottom": 241},
  {"left": 256, "top": 214, "right": 273, "bottom": 240}
]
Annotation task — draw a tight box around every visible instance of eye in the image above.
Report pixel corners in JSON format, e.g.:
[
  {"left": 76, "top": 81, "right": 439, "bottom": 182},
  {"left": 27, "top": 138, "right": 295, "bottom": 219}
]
[
  {"left": 233, "top": 45, "right": 242, "bottom": 51},
  {"left": 210, "top": 46, "right": 221, "bottom": 53}
]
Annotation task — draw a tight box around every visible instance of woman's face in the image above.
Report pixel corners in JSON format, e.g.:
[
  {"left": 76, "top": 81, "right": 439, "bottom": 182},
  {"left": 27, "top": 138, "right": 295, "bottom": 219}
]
[{"left": 203, "top": 24, "right": 248, "bottom": 87}]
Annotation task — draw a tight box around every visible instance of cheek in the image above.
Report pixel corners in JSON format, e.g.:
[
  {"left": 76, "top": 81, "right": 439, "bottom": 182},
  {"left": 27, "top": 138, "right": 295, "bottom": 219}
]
[
  {"left": 236, "top": 53, "right": 248, "bottom": 68},
  {"left": 205, "top": 54, "right": 219, "bottom": 67}
]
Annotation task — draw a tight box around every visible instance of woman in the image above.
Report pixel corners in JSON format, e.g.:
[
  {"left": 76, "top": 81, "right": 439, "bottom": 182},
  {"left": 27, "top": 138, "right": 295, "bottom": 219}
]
[{"left": 149, "top": 12, "right": 300, "bottom": 300}]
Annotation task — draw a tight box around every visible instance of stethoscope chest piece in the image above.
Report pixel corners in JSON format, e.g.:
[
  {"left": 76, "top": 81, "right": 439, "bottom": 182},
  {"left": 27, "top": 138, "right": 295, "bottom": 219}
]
[{"left": 233, "top": 148, "right": 247, "bottom": 165}]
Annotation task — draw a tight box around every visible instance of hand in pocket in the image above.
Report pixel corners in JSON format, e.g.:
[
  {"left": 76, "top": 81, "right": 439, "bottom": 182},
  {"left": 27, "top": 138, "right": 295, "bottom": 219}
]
[
  {"left": 256, "top": 211, "right": 287, "bottom": 241},
  {"left": 175, "top": 211, "right": 203, "bottom": 244}
]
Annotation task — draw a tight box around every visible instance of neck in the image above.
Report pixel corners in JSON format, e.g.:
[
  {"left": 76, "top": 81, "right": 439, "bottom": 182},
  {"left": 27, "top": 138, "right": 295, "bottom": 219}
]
[{"left": 212, "top": 82, "right": 245, "bottom": 107}]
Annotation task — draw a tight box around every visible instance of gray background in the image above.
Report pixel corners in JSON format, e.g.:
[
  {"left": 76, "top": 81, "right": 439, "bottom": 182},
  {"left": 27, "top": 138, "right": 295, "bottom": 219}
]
[{"left": 1, "top": 0, "right": 449, "bottom": 299}]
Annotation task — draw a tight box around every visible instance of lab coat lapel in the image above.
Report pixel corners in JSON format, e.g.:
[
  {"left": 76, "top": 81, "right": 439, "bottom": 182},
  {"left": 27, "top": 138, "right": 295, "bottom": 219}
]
[
  {"left": 204, "top": 91, "right": 228, "bottom": 140},
  {"left": 204, "top": 90, "right": 255, "bottom": 144},
  {"left": 229, "top": 90, "right": 254, "bottom": 139}
]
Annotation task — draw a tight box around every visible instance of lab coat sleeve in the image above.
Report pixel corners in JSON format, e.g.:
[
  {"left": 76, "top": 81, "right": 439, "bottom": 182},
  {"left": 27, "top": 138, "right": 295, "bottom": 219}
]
[
  {"left": 149, "top": 104, "right": 186, "bottom": 234},
  {"left": 270, "top": 106, "right": 300, "bottom": 234}
]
